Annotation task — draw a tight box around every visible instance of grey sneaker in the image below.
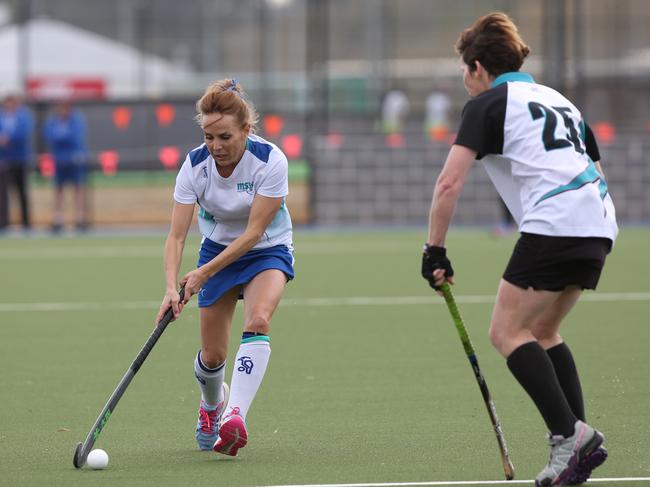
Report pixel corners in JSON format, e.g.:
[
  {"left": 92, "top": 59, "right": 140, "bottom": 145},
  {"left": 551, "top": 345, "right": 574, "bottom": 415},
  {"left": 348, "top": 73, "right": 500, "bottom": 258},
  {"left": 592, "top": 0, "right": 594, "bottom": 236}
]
[
  {"left": 195, "top": 383, "right": 230, "bottom": 450},
  {"left": 535, "top": 420, "right": 605, "bottom": 486},
  {"left": 565, "top": 445, "right": 608, "bottom": 485}
]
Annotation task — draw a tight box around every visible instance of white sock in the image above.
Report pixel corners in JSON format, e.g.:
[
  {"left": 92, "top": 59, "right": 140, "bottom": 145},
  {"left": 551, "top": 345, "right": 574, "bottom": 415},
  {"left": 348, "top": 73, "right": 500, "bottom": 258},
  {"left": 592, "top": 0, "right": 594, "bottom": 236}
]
[
  {"left": 226, "top": 336, "right": 271, "bottom": 421},
  {"left": 194, "top": 351, "right": 225, "bottom": 409}
]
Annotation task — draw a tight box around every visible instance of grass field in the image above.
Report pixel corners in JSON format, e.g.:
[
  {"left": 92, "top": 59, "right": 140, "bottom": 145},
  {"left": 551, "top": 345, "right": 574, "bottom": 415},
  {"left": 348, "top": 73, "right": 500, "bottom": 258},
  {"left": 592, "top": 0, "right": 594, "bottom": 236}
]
[{"left": 1, "top": 228, "right": 649, "bottom": 487}]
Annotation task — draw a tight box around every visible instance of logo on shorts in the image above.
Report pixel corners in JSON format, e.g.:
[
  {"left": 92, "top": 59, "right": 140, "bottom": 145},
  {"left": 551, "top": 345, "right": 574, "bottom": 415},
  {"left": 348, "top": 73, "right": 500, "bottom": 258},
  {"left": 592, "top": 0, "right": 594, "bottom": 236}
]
[
  {"left": 236, "top": 181, "right": 254, "bottom": 194},
  {"left": 237, "top": 356, "right": 254, "bottom": 374}
]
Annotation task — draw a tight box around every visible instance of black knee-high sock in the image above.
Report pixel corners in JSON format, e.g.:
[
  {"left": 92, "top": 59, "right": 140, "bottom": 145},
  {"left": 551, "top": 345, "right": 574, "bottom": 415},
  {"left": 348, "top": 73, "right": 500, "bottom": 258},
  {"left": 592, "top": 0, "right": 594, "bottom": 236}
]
[
  {"left": 547, "top": 342, "right": 585, "bottom": 422},
  {"left": 507, "top": 342, "right": 577, "bottom": 437}
]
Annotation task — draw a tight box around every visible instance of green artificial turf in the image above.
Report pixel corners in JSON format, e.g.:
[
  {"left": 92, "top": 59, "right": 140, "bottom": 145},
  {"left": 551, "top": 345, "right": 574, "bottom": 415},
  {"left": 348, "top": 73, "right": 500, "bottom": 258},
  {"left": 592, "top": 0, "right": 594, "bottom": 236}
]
[{"left": 0, "top": 228, "right": 648, "bottom": 486}]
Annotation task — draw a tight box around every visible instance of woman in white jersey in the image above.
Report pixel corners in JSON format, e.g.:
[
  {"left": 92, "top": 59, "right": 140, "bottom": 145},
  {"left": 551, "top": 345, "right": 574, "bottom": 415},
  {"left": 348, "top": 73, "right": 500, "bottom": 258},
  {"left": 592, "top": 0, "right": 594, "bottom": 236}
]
[
  {"left": 421, "top": 13, "right": 617, "bottom": 487},
  {"left": 156, "top": 79, "right": 294, "bottom": 457}
]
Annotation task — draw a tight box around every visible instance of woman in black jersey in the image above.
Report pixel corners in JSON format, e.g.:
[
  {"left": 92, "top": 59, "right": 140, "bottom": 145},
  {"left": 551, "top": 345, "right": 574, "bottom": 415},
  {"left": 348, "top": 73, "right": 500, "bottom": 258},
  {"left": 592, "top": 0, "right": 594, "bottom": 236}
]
[{"left": 421, "top": 12, "right": 617, "bottom": 486}]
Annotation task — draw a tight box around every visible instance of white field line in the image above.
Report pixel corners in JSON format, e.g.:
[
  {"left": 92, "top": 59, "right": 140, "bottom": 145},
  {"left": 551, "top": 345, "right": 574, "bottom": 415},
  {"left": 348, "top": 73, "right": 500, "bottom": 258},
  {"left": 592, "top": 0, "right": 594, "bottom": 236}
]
[
  {"left": 256, "top": 477, "right": 650, "bottom": 487},
  {"left": 0, "top": 247, "right": 163, "bottom": 259},
  {"left": 0, "top": 242, "right": 408, "bottom": 259},
  {"left": 0, "top": 292, "right": 649, "bottom": 313}
]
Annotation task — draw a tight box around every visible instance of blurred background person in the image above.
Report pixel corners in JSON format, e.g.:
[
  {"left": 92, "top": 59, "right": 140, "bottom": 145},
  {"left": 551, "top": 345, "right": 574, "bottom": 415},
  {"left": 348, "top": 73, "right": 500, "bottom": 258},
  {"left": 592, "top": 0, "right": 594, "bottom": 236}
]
[
  {"left": 0, "top": 94, "right": 33, "bottom": 232},
  {"left": 0, "top": 147, "right": 7, "bottom": 233},
  {"left": 424, "top": 89, "right": 451, "bottom": 142},
  {"left": 43, "top": 100, "right": 90, "bottom": 233},
  {"left": 379, "top": 86, "right": 410, "bottom": 135}
]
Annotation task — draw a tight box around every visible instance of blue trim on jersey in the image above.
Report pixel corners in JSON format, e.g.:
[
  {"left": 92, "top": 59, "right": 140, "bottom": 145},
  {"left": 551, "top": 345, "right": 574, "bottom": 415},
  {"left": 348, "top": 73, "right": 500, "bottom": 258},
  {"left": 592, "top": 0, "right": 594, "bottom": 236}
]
[
  {"left": 535, "top": 161, "right": 605, "bottom": 206},
  {"left": 492, "top": 72, "right": 535, "bottom": 88},
  {"left": 189, "top": 145, "right": 210, "bottom": 167},
  {"left": 246, "top": 138, "right": 272, "bottom": 163}
]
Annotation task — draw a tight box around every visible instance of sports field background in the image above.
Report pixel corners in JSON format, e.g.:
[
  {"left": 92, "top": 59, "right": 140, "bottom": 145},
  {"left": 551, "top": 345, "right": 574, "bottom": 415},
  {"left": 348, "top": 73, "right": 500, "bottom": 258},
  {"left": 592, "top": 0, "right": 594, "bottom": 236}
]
[{"left": 1, "top": 228, "right": 649, "bottom": 486}]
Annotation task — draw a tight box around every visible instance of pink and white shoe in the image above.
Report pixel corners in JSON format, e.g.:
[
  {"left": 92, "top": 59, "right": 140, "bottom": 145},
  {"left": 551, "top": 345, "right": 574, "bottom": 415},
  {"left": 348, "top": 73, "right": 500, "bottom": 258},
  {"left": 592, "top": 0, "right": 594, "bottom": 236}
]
[{"left": 213, "top": 407, "right": 248, "bottom": 456}]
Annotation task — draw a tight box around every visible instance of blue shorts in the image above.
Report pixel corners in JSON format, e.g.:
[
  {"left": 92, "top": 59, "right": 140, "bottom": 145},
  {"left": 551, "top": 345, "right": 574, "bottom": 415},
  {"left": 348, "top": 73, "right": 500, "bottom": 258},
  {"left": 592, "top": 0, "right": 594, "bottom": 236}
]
[
  {"left": 55, "top": 162, "right": 87, "bottom": 187},
  {"left": 197, "top": 239, "right": 295, "bottom": 307}
]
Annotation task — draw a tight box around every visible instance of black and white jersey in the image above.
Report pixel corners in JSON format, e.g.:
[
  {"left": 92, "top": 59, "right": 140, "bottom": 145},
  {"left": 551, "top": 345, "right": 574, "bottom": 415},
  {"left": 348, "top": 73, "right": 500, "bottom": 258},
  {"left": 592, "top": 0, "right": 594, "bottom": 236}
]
[{"left": 455, "top": 72, "right": 618, "bottom": 242}]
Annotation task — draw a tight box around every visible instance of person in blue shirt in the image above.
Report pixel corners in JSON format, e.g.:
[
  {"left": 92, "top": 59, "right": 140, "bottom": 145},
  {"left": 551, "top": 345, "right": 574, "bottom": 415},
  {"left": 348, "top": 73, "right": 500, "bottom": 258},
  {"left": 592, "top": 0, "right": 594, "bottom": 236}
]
[
  {"left": 0, "top": 94, "right": 33, "bottom": 231},
  {"left": 43, "top": 100, "right": 90, "bottom": 232}
]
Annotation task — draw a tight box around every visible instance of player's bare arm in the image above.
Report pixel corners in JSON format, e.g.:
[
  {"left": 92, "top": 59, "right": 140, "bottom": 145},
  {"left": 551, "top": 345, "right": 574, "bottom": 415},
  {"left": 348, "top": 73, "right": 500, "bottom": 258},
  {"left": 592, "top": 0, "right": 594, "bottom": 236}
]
[
  {"left": 423, "top": 144, "right": 476, "bottom": 292},
  {"left": 158, "top": 201, "right": 195, "bottom": 322},
  {"left": 427, "top": 144, "right": 476, "bottom": 247}
]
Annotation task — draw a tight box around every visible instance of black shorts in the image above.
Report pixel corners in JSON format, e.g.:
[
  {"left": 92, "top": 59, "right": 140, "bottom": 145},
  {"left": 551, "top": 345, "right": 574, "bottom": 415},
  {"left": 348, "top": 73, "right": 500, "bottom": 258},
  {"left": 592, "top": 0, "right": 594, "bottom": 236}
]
[{"left": 503, "top": 233, "right": 612, "bottom": 291}]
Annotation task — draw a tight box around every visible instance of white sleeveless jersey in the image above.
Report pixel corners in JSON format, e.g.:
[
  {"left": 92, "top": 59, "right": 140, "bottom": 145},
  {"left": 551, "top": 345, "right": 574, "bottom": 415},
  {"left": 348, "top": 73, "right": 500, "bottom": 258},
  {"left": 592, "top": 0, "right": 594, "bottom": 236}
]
[
  {"left": 455, "top": 72, "right": 618, "bottom": 243},
  {"left": 174, "top": 133, "right": 293, "bottom": 248}
]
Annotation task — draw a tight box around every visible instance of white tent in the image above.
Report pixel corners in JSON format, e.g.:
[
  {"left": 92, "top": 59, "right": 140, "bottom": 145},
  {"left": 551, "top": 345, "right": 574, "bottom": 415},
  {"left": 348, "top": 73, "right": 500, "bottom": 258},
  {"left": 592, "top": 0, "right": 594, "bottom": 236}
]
[{"left": 0, "top": 17, "right": 194, "bottom": 98}]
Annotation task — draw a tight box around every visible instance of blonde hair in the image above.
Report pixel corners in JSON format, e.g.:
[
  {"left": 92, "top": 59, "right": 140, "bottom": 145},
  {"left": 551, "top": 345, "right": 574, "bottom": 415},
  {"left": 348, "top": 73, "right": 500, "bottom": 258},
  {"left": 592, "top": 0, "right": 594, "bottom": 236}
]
[
  {"left": 195, "top": 78, "right": 259, "bottom": 131},
  {"left": 455, "top": 12, "right": 530, "bottom": 76}
]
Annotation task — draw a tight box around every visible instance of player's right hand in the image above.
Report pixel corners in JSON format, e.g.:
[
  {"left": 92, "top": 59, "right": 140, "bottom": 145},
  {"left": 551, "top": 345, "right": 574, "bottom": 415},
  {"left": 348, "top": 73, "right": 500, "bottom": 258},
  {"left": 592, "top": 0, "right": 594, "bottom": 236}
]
[
  {"left": 156, "top": 287, "right": 184, "bottom": 325},
  {"left": 421, "top": 244, "right": 455, "bottom": 292}
]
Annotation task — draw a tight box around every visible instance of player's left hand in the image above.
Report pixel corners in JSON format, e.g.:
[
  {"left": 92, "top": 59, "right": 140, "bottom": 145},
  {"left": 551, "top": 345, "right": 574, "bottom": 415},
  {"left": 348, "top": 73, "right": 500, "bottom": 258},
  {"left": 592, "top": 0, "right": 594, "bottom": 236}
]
[{"left": 180, "top": 268, "right": 210, "bottom": 303}]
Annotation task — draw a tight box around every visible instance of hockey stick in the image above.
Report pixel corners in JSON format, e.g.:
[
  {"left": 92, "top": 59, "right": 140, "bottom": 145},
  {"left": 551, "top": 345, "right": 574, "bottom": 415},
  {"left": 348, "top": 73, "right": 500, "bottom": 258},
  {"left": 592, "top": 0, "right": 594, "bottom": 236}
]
[
  {"left": 73, "top": 287, "right": 185, "bottom": 468},
  {"left": 440, "top": 283, "right": 515, "bottom": 480}
]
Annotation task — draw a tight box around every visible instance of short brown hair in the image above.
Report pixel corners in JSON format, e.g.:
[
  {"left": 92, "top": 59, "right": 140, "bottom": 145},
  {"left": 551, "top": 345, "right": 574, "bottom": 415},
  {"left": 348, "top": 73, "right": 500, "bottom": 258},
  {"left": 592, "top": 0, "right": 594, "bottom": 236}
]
[
  {"left": 195, "top": 78, "right": 259, "bottom": 130},
  {"left": 455, "top": 12, "right": 530, "bottom": 76}
]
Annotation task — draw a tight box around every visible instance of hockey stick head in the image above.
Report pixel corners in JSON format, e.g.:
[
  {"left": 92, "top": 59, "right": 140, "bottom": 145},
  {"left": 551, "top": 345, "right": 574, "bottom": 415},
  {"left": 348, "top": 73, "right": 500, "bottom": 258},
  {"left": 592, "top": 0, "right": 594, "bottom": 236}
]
[
  {"left": 504, "top": 459, "right": 515, "bottom": 480},
  {"left": 72, "top": 286, "right": 185, "bottom": 470},
  {"left": 73, "top": 442, "right": 84, "bottom": 468}
]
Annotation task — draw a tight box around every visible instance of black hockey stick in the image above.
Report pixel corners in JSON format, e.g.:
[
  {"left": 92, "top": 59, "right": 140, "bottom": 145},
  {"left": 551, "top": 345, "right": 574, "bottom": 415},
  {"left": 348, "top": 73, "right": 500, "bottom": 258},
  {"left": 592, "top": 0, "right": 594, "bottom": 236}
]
[
  {"left": 73, "top": 287, "right": 185, "bottom": 468},
  {"left": 440, "top": 283, "right": 515, "bottom": 480}
]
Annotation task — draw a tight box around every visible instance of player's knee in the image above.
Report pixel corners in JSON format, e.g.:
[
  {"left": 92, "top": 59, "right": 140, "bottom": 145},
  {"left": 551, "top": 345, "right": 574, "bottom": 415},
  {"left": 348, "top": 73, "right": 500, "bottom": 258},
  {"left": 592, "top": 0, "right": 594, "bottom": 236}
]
[
  {"left": 531, "top": 323, "right": 561, "bottom": 346},
  {"left": 488, "top": 321, "right": 509, "bottom": 355},
  {"left": 201, "top": 347, "right": 227, "bottom": 367},
  {"left": 244, "top": 313, "right": 271, "bottom": 334}
]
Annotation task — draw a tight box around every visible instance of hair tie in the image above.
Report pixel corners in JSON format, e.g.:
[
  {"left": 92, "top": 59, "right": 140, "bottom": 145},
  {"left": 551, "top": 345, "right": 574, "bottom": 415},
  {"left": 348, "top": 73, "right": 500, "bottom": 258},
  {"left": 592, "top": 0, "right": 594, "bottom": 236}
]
[{"left": 226, "top": 78, "right": 240, "bottom": 95}]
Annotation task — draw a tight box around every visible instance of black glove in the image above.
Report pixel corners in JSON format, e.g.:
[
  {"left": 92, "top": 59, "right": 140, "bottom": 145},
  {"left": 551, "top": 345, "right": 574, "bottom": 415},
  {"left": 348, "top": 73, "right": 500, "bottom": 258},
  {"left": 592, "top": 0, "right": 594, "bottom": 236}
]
[{"left": 421, "top": 244, "right": 454, "bottom": 290}]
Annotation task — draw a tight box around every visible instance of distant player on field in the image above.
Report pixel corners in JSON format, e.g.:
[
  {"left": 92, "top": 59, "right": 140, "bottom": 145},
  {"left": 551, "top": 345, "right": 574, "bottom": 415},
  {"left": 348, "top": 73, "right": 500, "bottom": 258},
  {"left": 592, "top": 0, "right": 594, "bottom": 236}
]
[
  {"left": 43, "top": 100, "right": 90, "bottom": 233},
  {"left": 157, "top": 79, "right": 294, "bottom": 456},
  {"left": 420, "top": 13, "right": 617, "bottom": 486}
]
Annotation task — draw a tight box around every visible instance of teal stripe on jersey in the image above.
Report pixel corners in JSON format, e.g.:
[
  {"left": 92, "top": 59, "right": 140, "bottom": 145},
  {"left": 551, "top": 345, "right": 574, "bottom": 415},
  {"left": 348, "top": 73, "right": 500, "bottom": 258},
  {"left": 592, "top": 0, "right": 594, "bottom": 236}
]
[
  {"left": 535, "top": 161, "right": 603, "bottom": 205},
  {"left": 241, "top": 335, "right": 271, "bottom": 344},
  {"left": 598, "top": 177, "right": 609, "bottom": 199},
  {"left": 576, "top": 122, "right": 608, "bottom": 199},
  {"left": 492, "top": 71, "right": 535, "bottom": 87},
  {"left": 198, "top": 206, "right": 215, "bottom": 221}
]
